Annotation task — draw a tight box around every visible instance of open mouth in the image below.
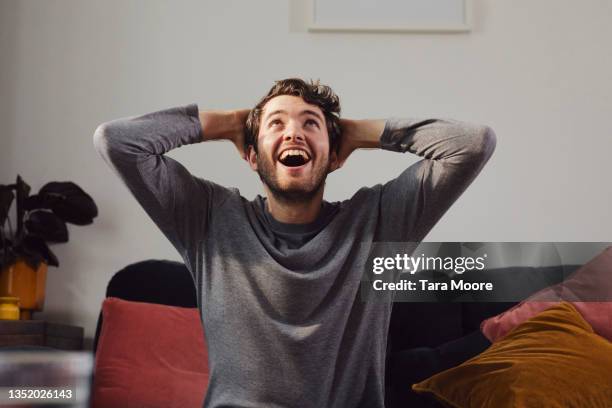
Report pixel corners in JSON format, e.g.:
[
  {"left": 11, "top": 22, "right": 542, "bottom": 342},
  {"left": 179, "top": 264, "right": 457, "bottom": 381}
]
[{"left": 278, "top": 149, "right": 311, "bottom": 167}]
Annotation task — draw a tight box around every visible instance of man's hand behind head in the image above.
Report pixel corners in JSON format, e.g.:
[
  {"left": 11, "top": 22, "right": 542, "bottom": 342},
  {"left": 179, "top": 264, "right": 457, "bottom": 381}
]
[
  {"left": 330, "top": 118, "right": 385, "bottom": 172},
  {"left": 199, "top": 109, "right": 250, "bottom": 161}
]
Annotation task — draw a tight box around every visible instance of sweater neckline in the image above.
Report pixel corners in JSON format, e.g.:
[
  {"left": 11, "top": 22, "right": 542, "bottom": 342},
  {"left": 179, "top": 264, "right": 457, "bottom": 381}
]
[{"left": 260, "top": 197, "right": 338, "bottom": 235}]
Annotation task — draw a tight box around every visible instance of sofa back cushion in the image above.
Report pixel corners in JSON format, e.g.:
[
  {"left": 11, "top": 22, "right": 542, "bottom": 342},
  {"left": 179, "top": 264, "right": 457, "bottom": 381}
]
[
  {"left": 481, "top": 247, "right": 612, "bottom": 342},
  {"left": 389, "top": 302, "right": 463, "bottom": 350},
  {"left": 91, "top": 297, "right": 209, "bottom": 408}
]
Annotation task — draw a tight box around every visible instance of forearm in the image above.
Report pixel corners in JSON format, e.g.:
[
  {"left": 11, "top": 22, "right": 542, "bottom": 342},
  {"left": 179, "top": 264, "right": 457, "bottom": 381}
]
[
  {"left": 379, "top": 117, "right": 497, "bottom": 165},
  {"left": 94, "top": 104, "right": 202, "bottom": 160}
]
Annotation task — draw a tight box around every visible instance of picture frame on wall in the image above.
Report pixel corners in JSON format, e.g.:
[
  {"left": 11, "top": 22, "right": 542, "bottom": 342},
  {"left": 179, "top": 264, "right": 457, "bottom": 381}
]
[{"left": 307, "top": 0, "right": 472, "bottom": 33}]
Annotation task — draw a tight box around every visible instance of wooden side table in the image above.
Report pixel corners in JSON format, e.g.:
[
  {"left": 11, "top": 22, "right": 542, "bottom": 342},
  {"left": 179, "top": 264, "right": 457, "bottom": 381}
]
[{"left": 0, "top": 320, "right": 84, "bottom": 350}]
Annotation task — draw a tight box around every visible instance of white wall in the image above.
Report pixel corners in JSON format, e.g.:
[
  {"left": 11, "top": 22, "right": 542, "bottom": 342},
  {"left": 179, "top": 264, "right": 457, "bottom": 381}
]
[{"left": 1, "top": 0, "right": 611, "bottom": 348}]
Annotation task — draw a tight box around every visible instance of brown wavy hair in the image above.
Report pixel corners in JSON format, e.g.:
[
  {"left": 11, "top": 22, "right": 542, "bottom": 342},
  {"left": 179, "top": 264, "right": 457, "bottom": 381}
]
[{"left": 245, "top": 78, "right": 341, "bottom": 153}]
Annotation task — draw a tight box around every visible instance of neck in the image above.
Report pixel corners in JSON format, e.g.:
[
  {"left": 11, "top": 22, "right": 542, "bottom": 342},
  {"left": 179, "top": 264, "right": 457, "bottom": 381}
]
[{"left": 265, "top": 187, "right": 324, "bottom": 224}]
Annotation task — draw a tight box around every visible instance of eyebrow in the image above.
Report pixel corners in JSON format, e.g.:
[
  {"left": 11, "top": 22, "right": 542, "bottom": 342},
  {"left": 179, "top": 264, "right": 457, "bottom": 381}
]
[{"left": 264, "top": 109, "right": 324, "bottom": 123}]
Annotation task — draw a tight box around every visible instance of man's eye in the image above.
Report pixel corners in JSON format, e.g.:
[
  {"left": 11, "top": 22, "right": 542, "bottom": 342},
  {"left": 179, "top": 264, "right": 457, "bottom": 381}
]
[
  {"left": 305, "top": 119, "right": 319, "bottom": 128},
  {"left": 270, "top": 119, "right": 282, "bottom": 127}
]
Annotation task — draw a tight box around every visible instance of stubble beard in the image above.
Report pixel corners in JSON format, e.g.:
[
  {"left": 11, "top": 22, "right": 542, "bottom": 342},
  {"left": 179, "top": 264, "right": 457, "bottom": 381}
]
[{"left": 256, "top": 153, "right": 329, "bottom": 204}]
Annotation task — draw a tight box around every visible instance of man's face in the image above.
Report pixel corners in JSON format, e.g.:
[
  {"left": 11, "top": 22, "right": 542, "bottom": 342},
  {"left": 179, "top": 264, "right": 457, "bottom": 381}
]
[{"left": 247, "top": 95, "right": 337, "bottom": 203}]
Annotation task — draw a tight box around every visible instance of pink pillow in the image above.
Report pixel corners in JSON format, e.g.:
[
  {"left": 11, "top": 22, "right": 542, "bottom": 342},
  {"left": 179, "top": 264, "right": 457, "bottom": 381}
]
[
  {"left": 92, "top": 297, "right": 209, "bottom": 408},
  {"left": 481, "top": 246, "right": 612, "bottom": 342}
]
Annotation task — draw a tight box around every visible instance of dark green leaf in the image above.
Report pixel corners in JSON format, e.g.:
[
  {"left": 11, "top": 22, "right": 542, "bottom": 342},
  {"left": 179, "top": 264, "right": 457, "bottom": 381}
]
[
  {"left": 22, "top": 235, "right": 58, "bottom": 267},
  {"left": 39, "top": 181, "right": 98, "bottom": 225},
  {"left": 15, "top": 175, "right": 31, "bottom": 236},
  {"left": 0, "top": 186, "right": 15, "bottom": 227},
  {"left": 23, "top": 194, "right": 48, "bottom": 211},
  {"left": 15, "top": 175, "right": 31, "bottom": 198},
  {"left": 24, "top": 210, "right": 69, "bottom": 243}
]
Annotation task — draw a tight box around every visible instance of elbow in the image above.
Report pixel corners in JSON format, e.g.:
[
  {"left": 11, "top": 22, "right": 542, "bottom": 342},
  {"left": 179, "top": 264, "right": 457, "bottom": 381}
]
[
  {"left": 482, "top": 125, "right": 497, "bottom": 157},
  {"left": 93, "top": 122, "right": 113, "bottom": 155},
  {"left": 472, "top": 125, "right": 497, "bottom": 163},
  {"left": 93, "top": 120, "right": 126, "bottom": 156}
]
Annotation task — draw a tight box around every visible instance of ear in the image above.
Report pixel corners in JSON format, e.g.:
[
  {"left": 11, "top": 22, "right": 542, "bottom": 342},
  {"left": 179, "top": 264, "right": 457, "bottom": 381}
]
[
  {"left": 247, "top": 145, "right": 258, "bottom": 171},
  {"left": 328, "top": 149, "right": 341, "bottom": 173}
]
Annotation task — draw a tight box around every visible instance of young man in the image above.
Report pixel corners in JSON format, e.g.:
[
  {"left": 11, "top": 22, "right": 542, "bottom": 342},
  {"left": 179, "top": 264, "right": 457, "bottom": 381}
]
[{"left": 93, "top": 78, "right": 496, "bottom": 407}]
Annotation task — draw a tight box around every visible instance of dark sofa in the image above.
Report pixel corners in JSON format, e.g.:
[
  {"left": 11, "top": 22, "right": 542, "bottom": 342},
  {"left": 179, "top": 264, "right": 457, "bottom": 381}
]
[{"left": 93, "top": 260, "right": 578, "bottom": 408}]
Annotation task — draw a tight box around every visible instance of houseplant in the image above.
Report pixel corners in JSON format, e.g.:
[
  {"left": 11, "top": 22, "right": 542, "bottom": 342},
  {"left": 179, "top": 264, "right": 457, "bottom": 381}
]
[{"left": 0, "top": 175, "right": 98, "bottom": 319}]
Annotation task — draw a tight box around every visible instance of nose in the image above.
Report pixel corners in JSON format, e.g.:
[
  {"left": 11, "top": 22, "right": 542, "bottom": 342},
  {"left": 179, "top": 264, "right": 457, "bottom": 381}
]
[{"left": 283, "top": 122, "right": 304, "bottom": 142}]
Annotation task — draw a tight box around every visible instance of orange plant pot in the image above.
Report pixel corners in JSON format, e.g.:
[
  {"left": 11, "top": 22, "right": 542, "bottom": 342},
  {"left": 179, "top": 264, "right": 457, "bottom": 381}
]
[{"left": 0, "top": 258, "right": 47, "bottom": 320}]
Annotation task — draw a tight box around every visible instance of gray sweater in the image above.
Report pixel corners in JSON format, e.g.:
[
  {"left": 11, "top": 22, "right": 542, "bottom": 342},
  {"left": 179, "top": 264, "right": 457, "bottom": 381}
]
[{"left": 93, "top": 104, "right": 496, "bottom": 408}]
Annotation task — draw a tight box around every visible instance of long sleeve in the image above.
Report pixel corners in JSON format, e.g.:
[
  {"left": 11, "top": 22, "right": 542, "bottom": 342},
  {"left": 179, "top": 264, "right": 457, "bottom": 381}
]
[
  {"left": 92, "top": 104, "right": 230, "bottom": 266},
  {"left": 376, "top": 117, "right": 497, "bottom": 242}
]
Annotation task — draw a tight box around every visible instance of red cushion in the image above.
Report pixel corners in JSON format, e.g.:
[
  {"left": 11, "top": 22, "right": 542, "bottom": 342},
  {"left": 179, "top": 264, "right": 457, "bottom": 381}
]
[
  {"left": 92, "top": 297, "right": 209, "bottom": 408},
  {"left": 481, "top": 247, "right": 612, "bottom": 342}
]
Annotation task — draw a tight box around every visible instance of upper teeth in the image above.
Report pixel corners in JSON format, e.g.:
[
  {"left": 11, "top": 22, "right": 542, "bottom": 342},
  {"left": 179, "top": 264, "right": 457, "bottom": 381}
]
[{"left": 280, "top": 149, "right": 310, "bottom": 161}]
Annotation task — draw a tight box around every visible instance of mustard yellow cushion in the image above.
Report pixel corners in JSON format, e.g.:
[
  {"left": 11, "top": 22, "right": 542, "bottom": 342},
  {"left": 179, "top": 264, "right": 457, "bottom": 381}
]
[{"left": 412, "top": 302, "right": 612, "bottom": 408}]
